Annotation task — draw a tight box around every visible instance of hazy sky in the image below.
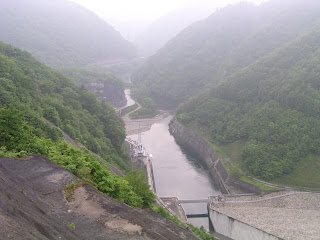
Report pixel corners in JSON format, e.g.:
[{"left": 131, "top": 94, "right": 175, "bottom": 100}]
[
  {"left": 70, "top": 0, "right": 267, "bottom": 41},
  {"left": 71, "top": 0, "right": 266, "bottom": 20}
]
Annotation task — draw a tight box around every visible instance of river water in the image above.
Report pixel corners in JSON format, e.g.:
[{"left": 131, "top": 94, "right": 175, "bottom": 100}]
[{"left": 129, "top": 116, "right": 221, "bottom": 229}]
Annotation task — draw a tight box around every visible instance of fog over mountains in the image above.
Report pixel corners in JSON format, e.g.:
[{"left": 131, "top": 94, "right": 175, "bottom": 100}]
[{"left": 0, "top": 0, "right": 136, "bottom": 67}]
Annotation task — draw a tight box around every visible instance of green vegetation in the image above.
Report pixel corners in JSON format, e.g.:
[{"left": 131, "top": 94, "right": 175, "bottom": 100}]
[
  {"left": 132, "top": 1, "right": 320, "bottom": 186},
  {"left": 239, "top": 176, "right": 278, "bottom": 192},
  {"left": 129, "top": 86, "right": 158, "bottom": 119},
  {"left": 69, "top": 223, "right": 76, "bottom": 230},
  {"left": 177, "top": 28, "right": 320, "bottom": 183},
  {"left": 59, "top": 67, "right": 125, "bottom": 89},
  {"left": 125, "top": 171, "right": 155, "bottom": 208},
  {"left": 132, "top": 1, "right": 320, "bottom": 107},
  {"left": 272, "top": 154, "right": 320, "bottom": 190},
  {"left": 0, "top": 42, "right": 155, "bottom": 208},
  {"left": 123, "top": 103, "right": 139, "bottom": 115},
  {"left": 0, "top": 0, "right": 136, "bottom": 67},
  {"left": 0, "top": 42, "right": 128, "bottom": 170},
  {"left": 153, "top": 206, "right": 214, "bottom": 240},
  {"left": 0, "top": 119, "right": 153, "bottom": 207}
]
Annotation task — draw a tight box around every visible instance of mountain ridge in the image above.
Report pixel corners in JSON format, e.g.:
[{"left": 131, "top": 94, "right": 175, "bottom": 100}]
[
  {"left": 0, "top": 0, "right": 136, "bottom": 67},
  {"left": 132, "top": 0, "right": 320, "bottom": 108}
]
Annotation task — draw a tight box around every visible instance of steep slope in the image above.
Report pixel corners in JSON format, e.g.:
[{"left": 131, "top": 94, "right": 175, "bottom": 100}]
[
  {"left": 0, "top": 41, "right": 128, "bottom": 170},
  {"left": 0, "top": 42, "right": 160, "bottom": 209},
  {"left": 176, "top": 27, "right": 320, "bottom": 182},
  {"left": 0, "top": 155, "right": 199, "bottom": 240},
  {"left": 132, "top": 0, "right": 320, "bottom": 108},
  {"left": 0, "top": 0, "right": 136, "bottom": 67}
]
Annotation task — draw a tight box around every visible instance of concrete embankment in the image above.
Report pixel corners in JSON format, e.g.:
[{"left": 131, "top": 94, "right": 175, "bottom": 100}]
[
  {"left": 209, "top": 191, "right": 320, "bottom": 240},
  {"left": 125, "top": 138, "right": 189, "bottom": 223},
  {"left": 169, "top": 120, "right": 260, "bottom": 195},
  {"left": 125, "top": 138, "right": 156, "bottom": 193}
]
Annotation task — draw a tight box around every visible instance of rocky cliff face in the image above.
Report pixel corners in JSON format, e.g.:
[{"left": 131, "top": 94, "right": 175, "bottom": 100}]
[
  {"left": 84, "top": 83, "right": 127, "bottom": 107},
  {"left": 169, "top": 120, "right": 260, "bottom": 195},
  {"left": 0, "top": 155, "right": 198, "bottom": 240}
]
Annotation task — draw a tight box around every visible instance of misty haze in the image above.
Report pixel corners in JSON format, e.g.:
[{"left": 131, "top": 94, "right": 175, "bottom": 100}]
[{"left": 0, "top": 0, "right": 319, "bottom": 239}]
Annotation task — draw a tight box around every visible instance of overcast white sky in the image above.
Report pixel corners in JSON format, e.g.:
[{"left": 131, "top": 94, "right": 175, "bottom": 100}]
[
  {"left": 71, "top": 0, "right": 266, "bottom": 20},
  {"left": 70, "top": 0, "right": 267, "bottom": 40}
]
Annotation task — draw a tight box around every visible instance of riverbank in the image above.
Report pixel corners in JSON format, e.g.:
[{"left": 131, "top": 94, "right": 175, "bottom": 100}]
[
  {"left": 124, "top": 110, "right": 171, "bottom": 135},
  {"left": 122, "top": 90, "right": 220, "bottom": 231},
  {"left": 169, "top": 120, "right": 261, "bottom": 195}
]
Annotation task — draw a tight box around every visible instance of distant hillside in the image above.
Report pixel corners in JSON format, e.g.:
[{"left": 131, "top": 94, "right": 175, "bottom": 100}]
[
  {"left": 59, "top": 68, "right": 127, "bottom": 107},
  {"left": 176, "top": 27, "right": 320, "bottom": 182},
  {"left": 0, "top": 0, "right": 136, "bottom": 67},
  {"left": 135, "top": 3, "right": 218, "bottom": 57},
  {"left": 132, "top": 0, "right": 320, "bottom": 108}
]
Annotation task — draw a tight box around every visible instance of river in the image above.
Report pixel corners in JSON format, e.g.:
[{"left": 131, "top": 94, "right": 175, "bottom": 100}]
[{"left": 128, "top": 116, "right": 221, "bottom": 229}]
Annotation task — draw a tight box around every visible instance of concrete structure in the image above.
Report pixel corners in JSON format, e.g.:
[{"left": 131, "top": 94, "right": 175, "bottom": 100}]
[
  {"left": 169, "top": 120, "right": 261, "bottom": 195},
  {"left": 209, "top": 191, "right": 320, "bottom": 240},
  {"left": 126, "top": 137, "right": 156, "bottom": 193},
  {"left": 160, "top": 197, "right": 188, "bottom": 223}
]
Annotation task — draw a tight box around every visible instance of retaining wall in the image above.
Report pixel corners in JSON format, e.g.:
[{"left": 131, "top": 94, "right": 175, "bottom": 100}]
[
  {"left": 209, "top": 210, "right": 280, "bottom": 240},
  {"left": 169, "top": 120, "right": 260, "bottom": 194}
]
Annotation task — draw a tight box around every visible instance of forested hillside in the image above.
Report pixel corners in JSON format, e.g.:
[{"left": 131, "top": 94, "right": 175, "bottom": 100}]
[
  {"left": 0, "top": 0, "right": 136, "bottom": 67},
  {"left": 0, "top": 42, "right": 156, "bottom": 207},
  {"left": 0, "top": 42, "right": 129, "bottom": 168},
  {"left": 132, "top": 0, "right": 320, "bottom": 108},
  {"left": 176, "top": 28, "right": 320, "bottom": 181}
]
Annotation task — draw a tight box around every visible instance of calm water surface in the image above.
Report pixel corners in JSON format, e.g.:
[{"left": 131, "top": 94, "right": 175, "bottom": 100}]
[{"left": 129, "top": 116, "right": 220, "bottom": 229}]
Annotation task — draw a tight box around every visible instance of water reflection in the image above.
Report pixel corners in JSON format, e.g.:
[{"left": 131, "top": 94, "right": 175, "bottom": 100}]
[{"left": 129, "top": 116, "right": 220, "bottom": 229}]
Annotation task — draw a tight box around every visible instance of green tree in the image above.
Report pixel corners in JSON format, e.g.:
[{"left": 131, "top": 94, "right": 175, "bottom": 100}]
[
  {"left": 0, "top": 108, "right": 30, "bottom": 149},
  {"left": 125, "top": 171, "right": 155, "bottom": 208}
]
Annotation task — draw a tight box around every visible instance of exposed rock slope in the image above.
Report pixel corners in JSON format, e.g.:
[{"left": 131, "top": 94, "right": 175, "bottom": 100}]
[{"left": 0, "top": 155, "right": 198, "bottom": 240}]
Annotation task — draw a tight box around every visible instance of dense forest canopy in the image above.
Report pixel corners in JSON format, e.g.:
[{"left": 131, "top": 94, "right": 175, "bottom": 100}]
[
  {"left": 0, "top": 42, "right": 156, "bottom": 208},
  {"left": 132, "top": 0, "right": 320, "bottom": 108},
  {"left": 176, "top": 27, "right": 320, "bottom": 180},
  {"left": 0, "top": 0, "right": 137, "bottom": 67},
  {"left": 0, "top": 41, "right": 128, "bottom": 170}
]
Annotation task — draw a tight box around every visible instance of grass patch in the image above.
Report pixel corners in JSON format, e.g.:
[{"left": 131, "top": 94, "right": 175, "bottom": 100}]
[
  {"left": 181, "top": 128, "right": 278, "bottom": 191},
  {"left": 240, "top": 176, "right": 278, "bottom": 191},
  {"left": 182, "top": 123, "right": 320, "bottom": 191},
  {"left": 129, "top": 109, "right": 158, "bottom": 119},
  {"left": 272, "top": 154, "right": 320, "bottom": 190},
  {"left": 69, "top": 223, "right": 76, "bottom": 229},
  {"left": 219, "top": 141, "right": 246, "bottom": 165}
]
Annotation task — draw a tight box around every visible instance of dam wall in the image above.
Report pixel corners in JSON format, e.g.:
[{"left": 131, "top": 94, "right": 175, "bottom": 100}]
[{"left": 209, "top": 210, "right": 280, "bottom": 240}]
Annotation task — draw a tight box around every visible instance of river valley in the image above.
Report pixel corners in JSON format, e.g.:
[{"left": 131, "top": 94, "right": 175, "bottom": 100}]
[{"left": 123, "top": 90, "right": 221, "bottom": 230}]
